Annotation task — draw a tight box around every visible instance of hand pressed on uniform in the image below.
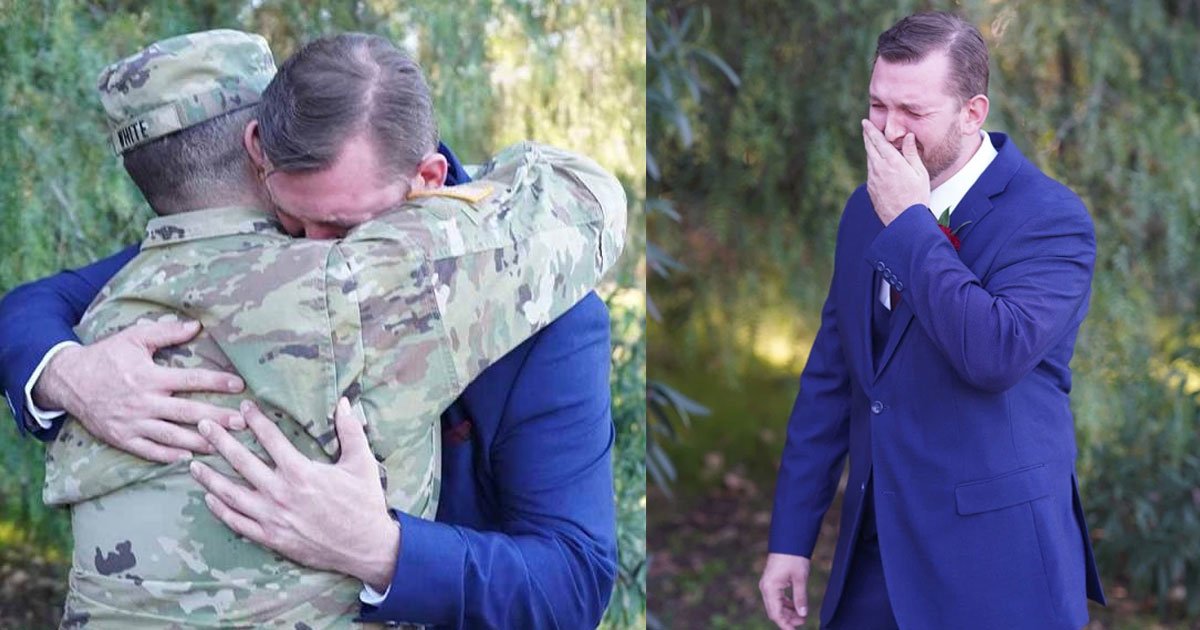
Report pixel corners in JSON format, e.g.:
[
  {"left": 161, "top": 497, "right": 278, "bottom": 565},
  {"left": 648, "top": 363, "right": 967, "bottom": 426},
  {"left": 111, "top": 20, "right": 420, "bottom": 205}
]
[
  {"left": 36, "top": 319, "right": 244, "bottom": 463},
  {"left": 190, "top": 398, "right": 400, "bottom": 591}
]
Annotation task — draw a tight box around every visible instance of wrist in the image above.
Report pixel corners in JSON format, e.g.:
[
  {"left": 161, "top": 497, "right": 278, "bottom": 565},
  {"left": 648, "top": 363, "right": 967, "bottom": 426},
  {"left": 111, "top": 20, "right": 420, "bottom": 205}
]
[
  {"left": 355, "top": 513, "right": 401, "bottom": 592},
  {"left": 32, "top": 344, "right": 84, "bottom": 414}
]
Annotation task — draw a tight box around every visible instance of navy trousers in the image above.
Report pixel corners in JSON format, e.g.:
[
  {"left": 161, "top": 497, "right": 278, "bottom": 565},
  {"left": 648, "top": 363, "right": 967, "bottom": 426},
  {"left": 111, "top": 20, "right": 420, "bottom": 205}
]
[{"left": 825, "top": 476, "right": 900, "bottom": 630}]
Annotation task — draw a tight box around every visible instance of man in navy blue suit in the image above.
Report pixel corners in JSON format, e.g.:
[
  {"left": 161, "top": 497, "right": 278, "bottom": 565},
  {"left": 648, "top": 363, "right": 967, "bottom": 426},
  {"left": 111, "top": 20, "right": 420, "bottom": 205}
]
[
  {"left": 0, "top": 33, "right": 618, "bottom": 629},
  {"left": 759, "top": 13, "right": 1104, "bottom": 630}
]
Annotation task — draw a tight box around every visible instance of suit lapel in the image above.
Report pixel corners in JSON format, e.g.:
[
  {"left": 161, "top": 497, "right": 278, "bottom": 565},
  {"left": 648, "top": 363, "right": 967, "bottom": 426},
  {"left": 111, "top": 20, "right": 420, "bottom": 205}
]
[
  {"left": 865, "top": 269, "right": 881, "bottom": 374},
  {"left": 855, "top": 211, "right": 886, "bottom": 387},
  {"left": 946, "top": 132, "right": 1022, "bottom": 243},
  {"left": 854, "top": 251, "right": 880, "bottom": 387}
]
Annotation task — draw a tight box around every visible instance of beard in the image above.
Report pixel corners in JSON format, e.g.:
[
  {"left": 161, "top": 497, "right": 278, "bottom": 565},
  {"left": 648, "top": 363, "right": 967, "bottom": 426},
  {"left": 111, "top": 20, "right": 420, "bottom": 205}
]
[{"left": 898, "top": 119, "right": 964, "bottom": 183}]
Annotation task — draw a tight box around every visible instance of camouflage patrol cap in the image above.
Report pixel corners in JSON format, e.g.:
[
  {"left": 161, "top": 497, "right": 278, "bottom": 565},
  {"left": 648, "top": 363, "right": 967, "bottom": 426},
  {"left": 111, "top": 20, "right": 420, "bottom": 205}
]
[{"left": 97, "top": 29, "right": 276, "bottom": 155}]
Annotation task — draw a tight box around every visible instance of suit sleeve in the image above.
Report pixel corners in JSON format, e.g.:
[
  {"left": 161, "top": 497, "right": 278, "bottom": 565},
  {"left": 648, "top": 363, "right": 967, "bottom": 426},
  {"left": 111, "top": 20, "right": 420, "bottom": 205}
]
[
  {"left": 865, "top": 197, "right": 1095, "bottom": 393},
  {"left": 767, "top": 250, "right": 853, "bottom": 557},
  {"left": 0, "top": 245, "right": 138, "bottom": 438},
  {"left": 358, "top": 295, "right": 618, "bottom": 629}
]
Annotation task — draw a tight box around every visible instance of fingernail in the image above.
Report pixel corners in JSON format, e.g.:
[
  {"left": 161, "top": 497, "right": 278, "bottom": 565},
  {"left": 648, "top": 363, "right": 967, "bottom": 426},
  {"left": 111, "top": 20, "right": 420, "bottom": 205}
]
[
  {"left": 799, "top": 606, "right": 807, "bottom": 616},
  {"left": 339, "top": 397, "right": 351, "bottom": 413},
  {"left": 228, "top": 414, "right": 246, "bottom": 431},
  {"left": 189, "top": 462, "right": 201, "bottom": 477},
  {"left": 240, "top": 400, "right": 252, "bottom": 413},
  {"left": 177, "top": 452, "right": 193, "bottom": 463},
  {"left": 227, "top": 378, "right": 242, "bottom": 392},
  {"left": 198, "top": 420, "right": 212, "bottom": 436}
]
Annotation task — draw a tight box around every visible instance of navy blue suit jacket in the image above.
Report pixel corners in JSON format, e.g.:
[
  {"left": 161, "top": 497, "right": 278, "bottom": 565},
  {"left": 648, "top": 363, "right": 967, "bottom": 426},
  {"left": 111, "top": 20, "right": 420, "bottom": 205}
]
[
  {"left": 360, "top": 292, "right": 618, "bottom": 628},
  {"left": 0, "top": 143, "right": 617, "bottom": 628},
  {"left": 768, "top": 133, "right": 1105, "bottom": 629}
]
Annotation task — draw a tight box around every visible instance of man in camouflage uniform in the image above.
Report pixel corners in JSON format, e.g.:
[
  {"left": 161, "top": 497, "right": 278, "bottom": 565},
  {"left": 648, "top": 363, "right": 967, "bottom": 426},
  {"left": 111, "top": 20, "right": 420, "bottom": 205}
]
[{"left": 46, "top": 30, "right": 626, "bottom": 628}]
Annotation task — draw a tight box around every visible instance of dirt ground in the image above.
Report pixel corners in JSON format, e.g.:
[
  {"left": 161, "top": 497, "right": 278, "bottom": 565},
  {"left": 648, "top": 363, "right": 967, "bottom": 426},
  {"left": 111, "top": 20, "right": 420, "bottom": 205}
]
[
  {"left": 3, "top": 476, "right": 1198, "bottom": 629},
  {"left": 648, "top": 468, "right": 838, "bottom": 630},
  {"left": 0, "top": 543, "right": 67, "bottom": 628},
  {"left": 648, "top": 471, "right": 1198, "bottom": 630}
]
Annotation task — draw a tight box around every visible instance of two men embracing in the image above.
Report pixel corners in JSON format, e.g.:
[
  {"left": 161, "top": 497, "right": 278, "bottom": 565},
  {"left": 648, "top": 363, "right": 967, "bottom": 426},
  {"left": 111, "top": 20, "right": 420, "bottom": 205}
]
[{"left": 1, "top": 28, "right": 625, "bottom": 629}]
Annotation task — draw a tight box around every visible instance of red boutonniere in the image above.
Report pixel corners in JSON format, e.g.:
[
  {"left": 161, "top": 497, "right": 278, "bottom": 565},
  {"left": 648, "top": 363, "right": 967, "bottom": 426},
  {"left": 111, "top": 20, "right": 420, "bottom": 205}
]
[{"left": 937, "top": 208, "right": 970, "bottom": 251}]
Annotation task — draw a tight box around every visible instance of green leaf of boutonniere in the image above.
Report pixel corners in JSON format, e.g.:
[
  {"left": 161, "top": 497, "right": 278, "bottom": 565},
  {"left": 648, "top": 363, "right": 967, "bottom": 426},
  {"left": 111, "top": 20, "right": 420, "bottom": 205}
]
[{"left": 939, "top": 207, "right": 971, "bottom": 235}]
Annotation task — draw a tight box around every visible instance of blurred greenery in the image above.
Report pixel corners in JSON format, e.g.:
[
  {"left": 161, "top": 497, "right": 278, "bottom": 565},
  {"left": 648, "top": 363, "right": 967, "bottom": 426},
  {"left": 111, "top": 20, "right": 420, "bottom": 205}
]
[
  {"left": 608, "top": 289, "right": 649, "bottom": 629},
  {"left": 649, "top": 0, "right": 1200, "bottom": 627},
  {"left": 0, "top": 0, "right": 645, "bottom": 627}
]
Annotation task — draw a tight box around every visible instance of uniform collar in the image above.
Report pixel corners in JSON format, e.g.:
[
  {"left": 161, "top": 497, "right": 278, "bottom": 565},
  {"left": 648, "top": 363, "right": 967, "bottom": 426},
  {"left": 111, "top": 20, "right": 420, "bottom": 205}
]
[{"left": 143, "top": 205, "right": 285, "bottom": 249}]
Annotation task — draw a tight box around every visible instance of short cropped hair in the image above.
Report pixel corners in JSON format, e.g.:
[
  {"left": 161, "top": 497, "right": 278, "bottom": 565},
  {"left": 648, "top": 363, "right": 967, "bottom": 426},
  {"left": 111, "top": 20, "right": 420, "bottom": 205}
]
[{"left": 122, "top": 105, "right": 258, "bottom": 214}]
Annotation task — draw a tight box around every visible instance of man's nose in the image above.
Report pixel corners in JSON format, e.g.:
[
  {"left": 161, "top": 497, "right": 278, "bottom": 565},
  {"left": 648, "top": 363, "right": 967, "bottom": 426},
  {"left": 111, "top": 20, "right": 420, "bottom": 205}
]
[{"left": 883, "top": 114, "right": 907, "bottom": 144}]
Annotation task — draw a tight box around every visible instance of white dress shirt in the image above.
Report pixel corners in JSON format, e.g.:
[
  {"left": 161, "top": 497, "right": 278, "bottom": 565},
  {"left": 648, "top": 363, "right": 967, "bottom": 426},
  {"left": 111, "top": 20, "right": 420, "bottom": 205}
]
[{"left": 880, "top": 130, "right": 998, "bottom": 310}]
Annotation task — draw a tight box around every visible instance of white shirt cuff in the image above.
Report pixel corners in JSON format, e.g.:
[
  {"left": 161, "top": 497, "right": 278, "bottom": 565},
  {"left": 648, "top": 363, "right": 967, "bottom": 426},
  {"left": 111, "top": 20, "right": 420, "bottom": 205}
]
[
  {"left": 23, "top": 341, "right": 80, "bottom": 429},
  {"left": 879, "top": 278, "right": 893, "bottom": 311},
  {"left": 359, "top": 581, "right": 392, "bottom": 606}
]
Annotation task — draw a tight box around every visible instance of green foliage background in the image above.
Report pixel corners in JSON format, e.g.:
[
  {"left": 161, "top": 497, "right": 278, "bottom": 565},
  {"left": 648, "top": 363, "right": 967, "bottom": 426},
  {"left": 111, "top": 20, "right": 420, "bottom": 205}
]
[
  {"left": 650, "top": 0, "right": 1200, "bottom": 625},
  {"left": 0, "top": 0, "right": 646, "bottom": 626}
]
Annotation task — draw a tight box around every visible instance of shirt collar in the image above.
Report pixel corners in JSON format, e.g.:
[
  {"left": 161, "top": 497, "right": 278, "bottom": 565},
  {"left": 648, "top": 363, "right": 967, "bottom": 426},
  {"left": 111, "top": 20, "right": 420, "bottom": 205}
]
[
  {"left": 143, "top": 206, "right": 285, "bottom": 249},
  {"left": 929, "top": 130, "right": 998, "bottom": 220}
]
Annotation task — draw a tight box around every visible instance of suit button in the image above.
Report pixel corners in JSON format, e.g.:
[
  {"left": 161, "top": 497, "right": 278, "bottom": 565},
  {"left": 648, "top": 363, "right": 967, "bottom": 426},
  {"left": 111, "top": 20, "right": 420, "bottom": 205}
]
[
  {"left": 871, "top": 401, "right": 884, "bottom": 414},
  {"left": 860, "top": 482, "right": 866, "bottom": 492},
  {"left": 894, "top": 281, "right": 904, "bottom": 291},
  {"left": 875, "top": 261, "right": 886, "bottom": 271}
]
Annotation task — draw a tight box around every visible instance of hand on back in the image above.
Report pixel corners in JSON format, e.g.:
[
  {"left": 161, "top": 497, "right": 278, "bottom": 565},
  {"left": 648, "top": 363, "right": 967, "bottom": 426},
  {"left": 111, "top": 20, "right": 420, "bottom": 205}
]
[{"left": 36, "top": 319, "right": 245, "bottom": 463}]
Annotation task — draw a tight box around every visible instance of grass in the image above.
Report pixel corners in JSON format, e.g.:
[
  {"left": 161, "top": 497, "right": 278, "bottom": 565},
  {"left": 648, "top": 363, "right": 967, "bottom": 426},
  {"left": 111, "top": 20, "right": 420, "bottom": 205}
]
[{"left": 648, "top": 308, "right": 812, "bottom": 498}]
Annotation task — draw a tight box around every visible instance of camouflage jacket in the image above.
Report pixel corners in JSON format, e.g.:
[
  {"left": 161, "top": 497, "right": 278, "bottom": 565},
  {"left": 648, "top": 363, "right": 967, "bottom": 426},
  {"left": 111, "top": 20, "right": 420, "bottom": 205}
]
[{"left": 47, "top": 142, "right": 626, "bottom": 628}]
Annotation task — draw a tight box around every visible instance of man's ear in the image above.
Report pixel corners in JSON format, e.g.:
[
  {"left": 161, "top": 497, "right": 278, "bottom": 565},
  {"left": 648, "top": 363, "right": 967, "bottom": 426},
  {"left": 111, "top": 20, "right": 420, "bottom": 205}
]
[
  {"left": 243, "top": 119, "right": 270, "bottom": 174},
  {"left": 962, "top": 94, "right": 989, "bottom": 136},
  {"left": 411, "top": 152, "right": 449, "bottom": 191}
]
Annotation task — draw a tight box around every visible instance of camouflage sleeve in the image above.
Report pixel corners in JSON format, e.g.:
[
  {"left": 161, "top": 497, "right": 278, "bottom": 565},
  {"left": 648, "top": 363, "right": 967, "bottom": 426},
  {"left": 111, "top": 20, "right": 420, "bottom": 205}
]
[{"left": 341, "top": 142, "right": 627, "bottom": 390}]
